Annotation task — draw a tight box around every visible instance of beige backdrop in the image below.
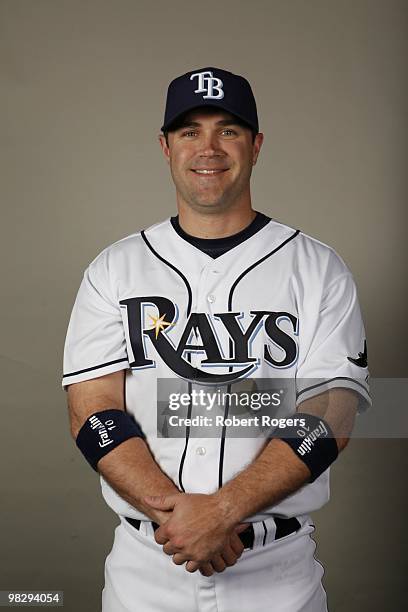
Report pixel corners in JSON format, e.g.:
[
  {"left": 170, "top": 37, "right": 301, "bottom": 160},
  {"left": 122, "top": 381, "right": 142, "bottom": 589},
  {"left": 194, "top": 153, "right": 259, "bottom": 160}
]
[{"left": 1, "top": 1, "right": 407, "bottom": 610}]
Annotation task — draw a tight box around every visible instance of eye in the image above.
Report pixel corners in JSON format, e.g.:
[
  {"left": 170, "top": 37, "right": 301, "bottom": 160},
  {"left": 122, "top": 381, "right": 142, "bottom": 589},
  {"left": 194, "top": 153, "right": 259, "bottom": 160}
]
[
  {"left": 221, "top": 128, "right": 237, "bottom": 136},
  {"left": 181, "top": 130, "right": 197, "bottom": 137}
]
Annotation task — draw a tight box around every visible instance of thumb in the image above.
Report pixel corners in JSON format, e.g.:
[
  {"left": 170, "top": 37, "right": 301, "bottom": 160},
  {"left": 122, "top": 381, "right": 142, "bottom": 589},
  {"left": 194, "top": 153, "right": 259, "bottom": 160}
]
[
  {"left": 234, "top": 522, "right": 250, "bottom": 534},
  {"left": 143, "top": 494, "right": 178, "bottom": 511}
]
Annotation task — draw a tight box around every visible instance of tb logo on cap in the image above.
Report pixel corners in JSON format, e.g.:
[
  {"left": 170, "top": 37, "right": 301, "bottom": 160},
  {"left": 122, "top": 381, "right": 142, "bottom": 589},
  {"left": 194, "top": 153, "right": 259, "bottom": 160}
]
[{"left": 190, "top": 70, "right": 224, "bottom": 100}]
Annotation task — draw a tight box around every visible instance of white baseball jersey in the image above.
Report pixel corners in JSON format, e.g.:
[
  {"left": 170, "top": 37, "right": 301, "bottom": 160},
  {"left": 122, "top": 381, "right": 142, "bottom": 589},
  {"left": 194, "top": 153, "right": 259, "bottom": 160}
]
[{"left": 62, "top": 216, "right": 370, "bottom": 522}]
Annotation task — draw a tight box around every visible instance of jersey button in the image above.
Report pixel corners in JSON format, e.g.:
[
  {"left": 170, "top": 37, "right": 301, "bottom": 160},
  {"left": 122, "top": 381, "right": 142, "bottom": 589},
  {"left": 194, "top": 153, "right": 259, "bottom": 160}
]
[
  {"left": 207, "top": 294, "right": 216, "bottom": 303},
  {"left": 196, "top": 446, "right": 206, "bottom": 456}
]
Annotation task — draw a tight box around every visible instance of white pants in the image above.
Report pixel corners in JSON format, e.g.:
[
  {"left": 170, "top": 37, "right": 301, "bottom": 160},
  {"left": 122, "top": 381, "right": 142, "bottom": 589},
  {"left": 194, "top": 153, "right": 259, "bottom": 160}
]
[{"left": 102, "top": 515, "right": 328, "bottom": 612}]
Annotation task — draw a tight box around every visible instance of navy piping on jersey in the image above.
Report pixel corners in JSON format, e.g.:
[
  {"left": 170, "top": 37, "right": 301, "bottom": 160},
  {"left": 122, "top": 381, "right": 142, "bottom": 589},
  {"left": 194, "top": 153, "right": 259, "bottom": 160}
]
[
  {"left": 296, "top": 376, "right": 369, "bottom": 400},
  {"left": 141, "top": 230, "right": 193, "bottom": 316},
  {"left": 140, "top": 229, "right": 194, "bottom": 493},
  {"left": 227, "top": 229, "right": 300, "bottom": 309},
  {"left": 177, "top": 353, "right": 192, "bottom": 492},
  {"left": 217, "top": 229, "right": 300, "bottom": 489},
  {"left": 63, "top": 357, "right": 128, "bottom": 379}
]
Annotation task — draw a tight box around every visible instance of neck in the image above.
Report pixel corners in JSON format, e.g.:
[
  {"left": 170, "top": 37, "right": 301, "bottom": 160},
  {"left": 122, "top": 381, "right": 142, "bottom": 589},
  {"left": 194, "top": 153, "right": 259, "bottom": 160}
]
[{"left": 177, "top": 200, "right": 256, "bottom": 239}]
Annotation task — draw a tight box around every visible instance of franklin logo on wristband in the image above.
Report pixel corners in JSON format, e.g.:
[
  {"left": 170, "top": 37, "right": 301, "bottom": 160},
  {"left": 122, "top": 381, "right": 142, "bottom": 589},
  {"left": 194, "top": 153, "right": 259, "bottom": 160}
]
[
  {"left": 275, "top": 413, "right": 338, "bottom": 482},
  {"left": 76, "top": 408, "right": 145, "bottom": 471},
  {"left": 89, "top": 414, "right": 116, "bottom": 448},
  {"left": 297, "top": 421, "right": 328, "bottom": 456}
]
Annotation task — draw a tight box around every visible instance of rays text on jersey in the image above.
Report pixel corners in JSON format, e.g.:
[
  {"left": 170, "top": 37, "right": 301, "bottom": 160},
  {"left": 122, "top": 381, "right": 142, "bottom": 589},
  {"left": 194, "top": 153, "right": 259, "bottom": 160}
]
[{"left": 120, "top": 295, "right": 299, "bottom": 384}]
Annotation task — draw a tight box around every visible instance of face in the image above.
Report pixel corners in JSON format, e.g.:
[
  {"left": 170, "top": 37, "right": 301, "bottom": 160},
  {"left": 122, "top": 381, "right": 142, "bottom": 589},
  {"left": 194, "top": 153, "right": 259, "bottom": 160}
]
[{"left": 159, "top": 108, "right": 263, "bottom": 213}]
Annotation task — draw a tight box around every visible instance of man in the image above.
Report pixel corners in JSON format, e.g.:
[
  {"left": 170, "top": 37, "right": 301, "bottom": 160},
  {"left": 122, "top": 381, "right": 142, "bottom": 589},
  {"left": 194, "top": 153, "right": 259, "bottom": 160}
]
[{"left": 62, "top": 67, "right": 370, "bottom": 611}]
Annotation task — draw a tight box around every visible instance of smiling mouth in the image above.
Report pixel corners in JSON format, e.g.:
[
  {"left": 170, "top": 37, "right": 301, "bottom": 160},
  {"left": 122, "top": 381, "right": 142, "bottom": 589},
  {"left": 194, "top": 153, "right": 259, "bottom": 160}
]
[{"left": 191, "top": 169, "right": 228, "bottom": 175}]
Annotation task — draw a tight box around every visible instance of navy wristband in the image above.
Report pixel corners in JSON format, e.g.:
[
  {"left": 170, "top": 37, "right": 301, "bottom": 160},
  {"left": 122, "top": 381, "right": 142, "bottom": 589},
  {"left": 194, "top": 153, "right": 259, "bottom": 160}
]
[
  {"left": 76, "top": 409, "right": 145, "bottom": 471},
  {"left": 275, "top": 413, "right": 339, "bottom": 482}
]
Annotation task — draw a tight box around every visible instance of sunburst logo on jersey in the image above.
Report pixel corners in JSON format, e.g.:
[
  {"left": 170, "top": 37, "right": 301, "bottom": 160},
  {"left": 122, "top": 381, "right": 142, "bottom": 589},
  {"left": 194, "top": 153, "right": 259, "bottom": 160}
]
[{"left": 148, "top": 313, "right": 173, "bottom": 339}]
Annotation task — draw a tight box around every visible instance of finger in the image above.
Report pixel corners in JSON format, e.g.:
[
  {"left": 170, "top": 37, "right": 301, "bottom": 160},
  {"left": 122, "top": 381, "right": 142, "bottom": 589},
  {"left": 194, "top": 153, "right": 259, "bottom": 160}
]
[
  {"left": 162, "top": 541, "right": 179, "bottom": 556},
  {"left": 172, "top": 552, "right": 189, "bottom": 566},
  {"left": 234, "top": 522, "right": 250, "bottom": 534},
  {"left": 198, "top": 562, "right": 214, "bottom": 577},
  {"left": 154, "top": 528, "right": 169, "bottom": 546},
  {"left": 229, "top": 532, "right": 245, "bottom": 556},
  {"left": 185, "top": 560, "right": 200, "bottom": 573},
  {"left": 208, "top": 554, "right": 227, "bottom": 573},
  {"left": 143, "top": 494, "right": 179, "bottom": 511},
  {"left": 219, "top": 544, "right": 238, "bottom": 567},
  {"left": 152, "top": 510, "right": 173, "bottom": 526}
]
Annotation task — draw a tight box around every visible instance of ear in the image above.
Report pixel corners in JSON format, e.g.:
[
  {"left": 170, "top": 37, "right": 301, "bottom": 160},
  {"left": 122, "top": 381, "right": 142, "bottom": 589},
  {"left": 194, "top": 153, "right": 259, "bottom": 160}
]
[
  {"left": 252, "top": 132, "right": 264, "bottom": 166},
  {"left": 158, "top": 133, "right": 170, "bottom": 164}
]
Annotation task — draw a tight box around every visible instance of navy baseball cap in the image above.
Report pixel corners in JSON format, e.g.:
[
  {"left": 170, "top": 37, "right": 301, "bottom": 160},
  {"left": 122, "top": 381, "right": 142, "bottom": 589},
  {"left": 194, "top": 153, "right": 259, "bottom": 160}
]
[{"left": 161, "top": 67, "right": 259, "bottom": 134}]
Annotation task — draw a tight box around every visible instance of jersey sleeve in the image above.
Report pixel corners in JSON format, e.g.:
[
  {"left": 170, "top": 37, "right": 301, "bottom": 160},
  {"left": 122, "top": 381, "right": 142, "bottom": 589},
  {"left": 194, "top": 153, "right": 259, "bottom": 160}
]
[
  {"left": 61, "top": 253, "right": 129, "bottom": 390},
  {"left": 296, "top": 262, "right": 371, "bottom": 413}
]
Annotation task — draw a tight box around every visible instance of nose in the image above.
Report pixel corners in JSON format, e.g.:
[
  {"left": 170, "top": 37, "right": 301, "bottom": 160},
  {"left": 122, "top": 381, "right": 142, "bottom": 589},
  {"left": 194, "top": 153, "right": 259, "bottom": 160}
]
[{"left": 197, "top": 130, "right": 224, "bottom": 156}]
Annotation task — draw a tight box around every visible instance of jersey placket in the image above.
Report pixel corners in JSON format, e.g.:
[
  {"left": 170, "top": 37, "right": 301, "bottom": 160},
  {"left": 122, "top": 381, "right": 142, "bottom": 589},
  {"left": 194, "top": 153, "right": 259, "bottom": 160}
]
[
  {"left": 191, "top": 260, "right": 225, "bottom": 367},
  {"left": 182, "top": 260, "right": 226, "bottom": 493}
]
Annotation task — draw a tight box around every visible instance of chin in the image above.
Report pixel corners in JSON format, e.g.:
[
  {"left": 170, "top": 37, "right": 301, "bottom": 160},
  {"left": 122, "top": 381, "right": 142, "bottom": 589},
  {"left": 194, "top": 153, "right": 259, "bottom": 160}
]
[{"left": 188, "top": 199, "right": 231, "bottom": 213}]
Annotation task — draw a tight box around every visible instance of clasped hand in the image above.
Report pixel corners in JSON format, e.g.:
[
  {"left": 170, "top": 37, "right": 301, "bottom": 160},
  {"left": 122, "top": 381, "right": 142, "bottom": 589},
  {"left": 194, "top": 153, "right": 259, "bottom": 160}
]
[{"left": 143, "top": 492, "right": 249, "bottom": 576}]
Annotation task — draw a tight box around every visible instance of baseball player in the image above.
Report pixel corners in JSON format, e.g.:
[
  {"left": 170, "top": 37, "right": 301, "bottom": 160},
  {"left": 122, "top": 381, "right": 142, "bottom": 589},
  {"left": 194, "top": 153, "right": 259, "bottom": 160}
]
[{"left": 62, "top": 67, "right": 370, "bottom": 612}]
